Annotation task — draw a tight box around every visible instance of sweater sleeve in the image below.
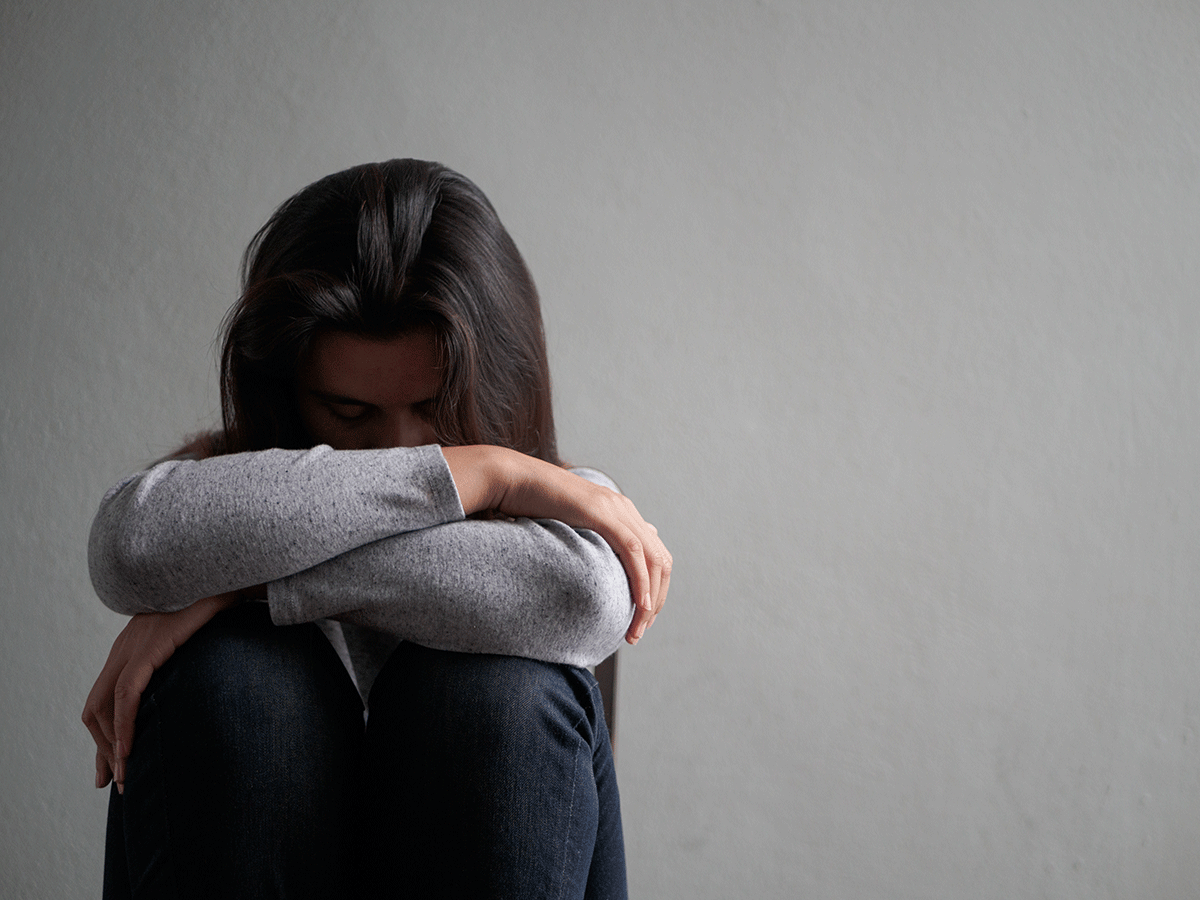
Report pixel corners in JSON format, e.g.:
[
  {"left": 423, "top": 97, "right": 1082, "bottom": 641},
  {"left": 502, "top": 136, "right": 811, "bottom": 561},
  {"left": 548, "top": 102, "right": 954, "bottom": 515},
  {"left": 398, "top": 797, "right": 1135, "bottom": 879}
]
[
  {"left": 266, "top": 466, "right": 633, "bottom": 668},
  {"left": 267, "top": 517, "right": 632, "bottom": 668},
  {"left": 87, "top": 444, "right": 465, "bottom": 614}
]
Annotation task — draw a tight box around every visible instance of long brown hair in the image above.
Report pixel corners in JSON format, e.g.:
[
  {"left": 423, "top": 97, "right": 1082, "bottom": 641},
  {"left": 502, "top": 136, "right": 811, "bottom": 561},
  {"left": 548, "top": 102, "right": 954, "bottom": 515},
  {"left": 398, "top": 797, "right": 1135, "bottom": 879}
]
[{"left": 212, "top": 160, "right": 560, "bottom": 463}]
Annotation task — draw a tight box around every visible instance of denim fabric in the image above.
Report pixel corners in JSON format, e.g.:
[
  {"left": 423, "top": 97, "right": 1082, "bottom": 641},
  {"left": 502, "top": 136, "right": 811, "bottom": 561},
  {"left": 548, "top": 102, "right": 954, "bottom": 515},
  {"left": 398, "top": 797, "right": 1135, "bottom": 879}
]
[
  {"left": 103, "top": 604, "right": 626, "bottom": 899},
  {"left": 104, "top": 604, "right": 364, "bottom": 898},
  {"left": 358, "top": 643, "right": 626, "bottom": 899}
]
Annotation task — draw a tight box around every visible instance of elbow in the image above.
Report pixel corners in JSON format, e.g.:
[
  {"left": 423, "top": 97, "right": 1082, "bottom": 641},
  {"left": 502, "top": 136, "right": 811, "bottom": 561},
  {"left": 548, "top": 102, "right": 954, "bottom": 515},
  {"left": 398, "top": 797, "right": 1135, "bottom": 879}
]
[
  {"left": 555, "top": 540, "right": 633, "bottom": 667},
  {"left": 87, "top": 470, "right": 199, "bottom": 615},
  {"left": 88, "top": 524, "right": 145, "bottom": 615},
  {"left": 87, "top": 508, "right": 172, "bottom": 615},
  {"left": 589, "top": 555, "right": 636, "bottom": 657}
]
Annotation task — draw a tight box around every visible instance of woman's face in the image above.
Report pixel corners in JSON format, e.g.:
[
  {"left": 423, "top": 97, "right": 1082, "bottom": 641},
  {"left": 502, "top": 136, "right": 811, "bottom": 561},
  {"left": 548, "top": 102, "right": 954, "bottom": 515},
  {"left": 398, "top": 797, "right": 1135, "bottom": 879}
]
[{"left": 296, "top": 329, "right": 442, "bottom": 450}]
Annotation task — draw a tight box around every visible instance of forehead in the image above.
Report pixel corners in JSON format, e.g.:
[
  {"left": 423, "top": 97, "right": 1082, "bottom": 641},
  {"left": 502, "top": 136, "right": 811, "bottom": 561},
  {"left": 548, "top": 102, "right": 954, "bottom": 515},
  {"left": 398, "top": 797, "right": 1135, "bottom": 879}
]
[{"left": 301, "top": 330, "right": 442, "bottom": 402}]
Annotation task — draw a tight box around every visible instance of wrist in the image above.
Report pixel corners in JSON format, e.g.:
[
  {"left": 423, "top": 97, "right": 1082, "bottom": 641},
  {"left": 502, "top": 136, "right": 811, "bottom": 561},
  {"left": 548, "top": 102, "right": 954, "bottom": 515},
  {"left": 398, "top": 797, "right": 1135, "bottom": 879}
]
[{"left": 442, "top": 445, "right": 513, "bottom": 516}]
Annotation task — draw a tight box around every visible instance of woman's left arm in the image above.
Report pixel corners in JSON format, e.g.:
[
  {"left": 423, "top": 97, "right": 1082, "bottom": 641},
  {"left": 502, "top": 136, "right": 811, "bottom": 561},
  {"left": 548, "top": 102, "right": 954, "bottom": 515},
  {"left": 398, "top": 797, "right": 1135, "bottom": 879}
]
[
  {"left": 441, "top": 447, "right": 671, "bottom": 645},
  {"left": 269, "top": 514, "right": 633, "bottom": 668},
  {"left": 268, "top": 461, "right": 668, "bottom": 667}
]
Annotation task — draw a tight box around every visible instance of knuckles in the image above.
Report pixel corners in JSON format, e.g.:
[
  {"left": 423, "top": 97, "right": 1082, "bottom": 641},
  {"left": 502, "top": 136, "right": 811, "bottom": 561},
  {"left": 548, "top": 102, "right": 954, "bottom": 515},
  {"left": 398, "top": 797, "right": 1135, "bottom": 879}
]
[{"left": 111, "top": 681, "right": 140, "bottom": 703}]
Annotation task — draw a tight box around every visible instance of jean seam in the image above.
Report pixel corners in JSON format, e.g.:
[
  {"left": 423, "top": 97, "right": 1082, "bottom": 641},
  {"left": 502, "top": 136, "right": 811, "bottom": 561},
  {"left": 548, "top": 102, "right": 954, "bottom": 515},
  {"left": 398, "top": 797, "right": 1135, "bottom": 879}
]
[
  {"left": 554, "top": 669, "right": 604, "bottom": 900},
  {"left": 554, "top": 734, "right": 583, "bottom": 900}
]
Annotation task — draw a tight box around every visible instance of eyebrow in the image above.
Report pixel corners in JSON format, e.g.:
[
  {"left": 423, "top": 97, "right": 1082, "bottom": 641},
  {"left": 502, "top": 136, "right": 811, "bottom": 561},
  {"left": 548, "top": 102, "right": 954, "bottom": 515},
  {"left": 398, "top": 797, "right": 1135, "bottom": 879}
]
[{"left": 307, "top": 389, "right": 372, "bottom": 406}]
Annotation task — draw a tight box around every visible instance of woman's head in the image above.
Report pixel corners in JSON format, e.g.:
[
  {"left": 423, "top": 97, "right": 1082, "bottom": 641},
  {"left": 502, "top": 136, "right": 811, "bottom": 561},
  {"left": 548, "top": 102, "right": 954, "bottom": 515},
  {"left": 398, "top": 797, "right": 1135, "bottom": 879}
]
[{"left": 218, "top": 159, "right": 559, "bottom": 462}]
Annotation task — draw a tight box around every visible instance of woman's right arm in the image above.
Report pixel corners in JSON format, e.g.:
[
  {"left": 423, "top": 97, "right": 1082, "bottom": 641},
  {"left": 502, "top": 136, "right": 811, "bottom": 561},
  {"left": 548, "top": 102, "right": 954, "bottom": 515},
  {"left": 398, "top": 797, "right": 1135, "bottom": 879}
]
[
  {"left": 86, "top": 443, "right": 464, "bottom": 791},
  {"left": 88, "top": 444, "right": 465, "bottom": 614}
]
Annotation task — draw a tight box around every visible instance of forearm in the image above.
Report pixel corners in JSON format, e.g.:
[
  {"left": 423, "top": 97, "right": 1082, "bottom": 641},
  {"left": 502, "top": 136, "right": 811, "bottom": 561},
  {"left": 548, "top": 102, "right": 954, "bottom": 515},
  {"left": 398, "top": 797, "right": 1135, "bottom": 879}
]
[
  {"left": 88, "top": 444, "right": 464, "bottom": 614},
  {"left": 267, "top": 518, "right": 634, "bottom": 668}
]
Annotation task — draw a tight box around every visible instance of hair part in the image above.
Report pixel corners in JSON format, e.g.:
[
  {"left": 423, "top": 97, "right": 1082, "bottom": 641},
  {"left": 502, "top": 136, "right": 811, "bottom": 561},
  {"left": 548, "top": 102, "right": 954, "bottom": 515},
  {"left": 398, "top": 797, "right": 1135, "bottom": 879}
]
[{"left": 216, "top": 159, "right": 560, "bottom": 464}]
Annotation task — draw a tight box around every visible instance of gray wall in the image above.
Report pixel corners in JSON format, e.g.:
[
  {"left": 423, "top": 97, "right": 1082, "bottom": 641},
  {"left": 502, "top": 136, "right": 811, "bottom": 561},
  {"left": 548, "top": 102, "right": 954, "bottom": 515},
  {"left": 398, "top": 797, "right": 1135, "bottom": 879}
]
[{"left": 4, "top": 1, "right": 1198, "bottom": 896}]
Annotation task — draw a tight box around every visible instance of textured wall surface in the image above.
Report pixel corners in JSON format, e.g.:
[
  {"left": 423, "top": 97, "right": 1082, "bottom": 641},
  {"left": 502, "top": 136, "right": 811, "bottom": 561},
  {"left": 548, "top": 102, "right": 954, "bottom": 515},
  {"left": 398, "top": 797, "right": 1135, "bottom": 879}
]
[{"left": 3, "top": 1, "right": 1198, "bottom": 896}]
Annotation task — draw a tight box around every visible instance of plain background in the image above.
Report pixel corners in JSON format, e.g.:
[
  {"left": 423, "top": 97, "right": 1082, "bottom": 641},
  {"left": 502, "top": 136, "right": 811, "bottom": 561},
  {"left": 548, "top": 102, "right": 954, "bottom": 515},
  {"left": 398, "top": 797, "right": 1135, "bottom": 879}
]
[{"left": 3, "top": 0, "right": 1198, "bottom": 896}]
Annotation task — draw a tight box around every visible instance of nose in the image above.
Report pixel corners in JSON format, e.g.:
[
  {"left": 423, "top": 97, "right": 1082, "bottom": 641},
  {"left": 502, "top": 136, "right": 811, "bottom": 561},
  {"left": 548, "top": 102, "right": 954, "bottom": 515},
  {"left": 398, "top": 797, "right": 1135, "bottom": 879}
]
[{"left": 372, "top": 409, "right": 438, "bottom": 448}]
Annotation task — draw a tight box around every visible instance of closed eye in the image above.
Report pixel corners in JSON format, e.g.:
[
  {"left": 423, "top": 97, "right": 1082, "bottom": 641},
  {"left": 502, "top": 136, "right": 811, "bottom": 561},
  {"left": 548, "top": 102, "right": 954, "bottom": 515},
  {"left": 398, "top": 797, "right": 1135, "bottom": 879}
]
[{"left": 326, "top": 401, "right": 372, "bottom": 422}]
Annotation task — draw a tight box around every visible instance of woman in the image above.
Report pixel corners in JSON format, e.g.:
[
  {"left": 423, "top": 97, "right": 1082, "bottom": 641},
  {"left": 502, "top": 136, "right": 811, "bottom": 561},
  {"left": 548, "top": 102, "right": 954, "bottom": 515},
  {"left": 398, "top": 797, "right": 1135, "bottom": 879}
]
[{"left": 83, "top": 159, "right": 671, "bottom": 899}]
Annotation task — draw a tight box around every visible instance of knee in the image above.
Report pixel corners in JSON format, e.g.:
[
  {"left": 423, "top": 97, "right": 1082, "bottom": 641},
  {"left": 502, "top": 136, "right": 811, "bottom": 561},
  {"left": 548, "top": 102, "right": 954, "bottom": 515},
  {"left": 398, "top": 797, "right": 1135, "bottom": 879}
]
[
  {"left": 369, "top": 644, "right": 602, "bottom": 751},
  {"left": 117, "top": 606, "right": 363, "bottom": 894},
  {"left": 359, "top": 647, "right": 614, "bottom": 895},
  {"left": 139, "top": 604, "right": 362, "bottom": 768}
]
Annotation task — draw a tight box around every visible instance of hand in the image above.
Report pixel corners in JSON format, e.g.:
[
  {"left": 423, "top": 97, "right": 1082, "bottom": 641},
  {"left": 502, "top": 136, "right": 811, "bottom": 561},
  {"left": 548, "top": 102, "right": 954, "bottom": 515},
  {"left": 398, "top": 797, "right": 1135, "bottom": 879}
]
[
  {"left": 443, "top": 446, "right": 672, "bottom": 645},
  {"left": 82, "top": 592, "right": 242, "bottom": 793}
]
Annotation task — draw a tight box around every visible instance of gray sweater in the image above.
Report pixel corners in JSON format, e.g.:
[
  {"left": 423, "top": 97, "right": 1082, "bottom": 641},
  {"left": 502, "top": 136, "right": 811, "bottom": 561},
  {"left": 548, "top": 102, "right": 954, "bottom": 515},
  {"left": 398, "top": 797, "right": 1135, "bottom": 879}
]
[{"left": 88, "top": 444, "right": 633, "bottom": 697}]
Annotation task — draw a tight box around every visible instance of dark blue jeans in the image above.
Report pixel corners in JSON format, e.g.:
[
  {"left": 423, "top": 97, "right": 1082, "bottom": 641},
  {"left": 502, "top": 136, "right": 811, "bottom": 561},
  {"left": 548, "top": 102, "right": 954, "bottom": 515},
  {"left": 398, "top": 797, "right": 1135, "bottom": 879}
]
[{"left": 103, "top": 604, "right": 626, "bottom": 899}]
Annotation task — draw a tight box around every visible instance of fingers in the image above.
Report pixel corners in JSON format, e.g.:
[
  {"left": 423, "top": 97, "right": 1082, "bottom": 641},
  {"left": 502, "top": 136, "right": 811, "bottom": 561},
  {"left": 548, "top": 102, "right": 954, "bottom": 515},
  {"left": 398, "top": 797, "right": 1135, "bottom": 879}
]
[
  {"left": 95, "top": 748, "right": 112, "bottom": 790},
  {"left": 613, "top": 513, "right": 671, "bottom": 645},
  {"left": 82, "top": 690, "right": 114, "bottom": 753},
  {"left": 609, "top": 526, "right": 650, "bottom": 644},
  {"left": 592, "top": 493, "right": 669, "bottom": 645},
  {"left": 82, "top": 614, "right": 160, "bottom": 792},
  {"left": 650, "top": 539, "right": 672, "bottom": 614},
  {"left": 623, "top": 535, "right": 654, "bottom": 613},
  {"left": 84, "top": 602, "right": 236, "bottom": 792},
  {"left": 83, "top": 706, "right": 116, "bottom": 788},
  {"left": 112, "top": 660, "right": 157, "bottom": 793},
  {"left": 83, "top": 636, "right": 127, "bottom": 789},
  {"left": 626, "top": 604, "right": 652, "bottom": 645},
  {"left": 655, "top": 559, "right": 672, "bottom": 618},
  {"left": 646, "top": 530, "right": 667, "bottom": 611},
  {"left": 641, "top": 567, "right": 666, "bottom": 637}
]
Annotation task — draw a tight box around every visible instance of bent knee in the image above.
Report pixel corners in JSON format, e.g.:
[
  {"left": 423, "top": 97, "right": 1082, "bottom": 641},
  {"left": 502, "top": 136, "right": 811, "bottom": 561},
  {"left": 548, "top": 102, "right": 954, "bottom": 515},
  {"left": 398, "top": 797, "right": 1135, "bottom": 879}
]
[
  {"left": 371, "top": 644, "right": 600, "bottom": 746},
  {"left": 141, "top": 605, "right": 360, "bottom": 751}
]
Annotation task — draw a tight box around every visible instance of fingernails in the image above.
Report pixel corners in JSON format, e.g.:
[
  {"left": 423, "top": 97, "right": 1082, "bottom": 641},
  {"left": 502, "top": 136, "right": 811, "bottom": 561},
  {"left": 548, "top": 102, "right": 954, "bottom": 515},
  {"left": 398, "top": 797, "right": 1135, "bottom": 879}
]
[{"left": 641, "top": 592, "right": 653, "bottom": 611}]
